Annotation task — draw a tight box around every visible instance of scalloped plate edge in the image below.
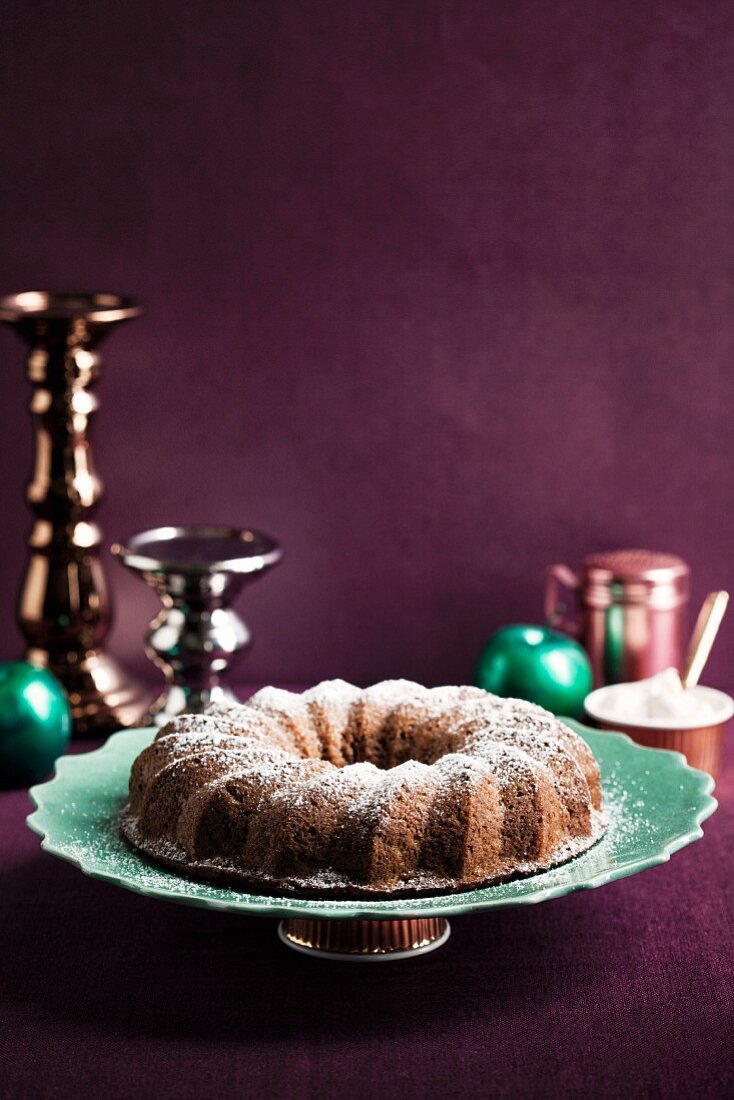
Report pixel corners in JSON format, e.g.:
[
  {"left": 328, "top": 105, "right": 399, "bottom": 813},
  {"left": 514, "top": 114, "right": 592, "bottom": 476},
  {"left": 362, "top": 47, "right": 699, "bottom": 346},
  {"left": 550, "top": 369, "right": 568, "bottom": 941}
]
[{"left": 26, "top": 724, "right": 719, "bottom": 921}]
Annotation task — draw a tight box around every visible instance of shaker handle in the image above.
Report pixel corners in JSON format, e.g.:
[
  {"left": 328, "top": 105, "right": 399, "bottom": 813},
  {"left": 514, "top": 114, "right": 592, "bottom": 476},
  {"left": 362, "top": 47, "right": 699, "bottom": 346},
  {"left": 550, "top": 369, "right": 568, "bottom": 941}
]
[{"left": 545, "top": 563, "right": 580, "bottom": 635}]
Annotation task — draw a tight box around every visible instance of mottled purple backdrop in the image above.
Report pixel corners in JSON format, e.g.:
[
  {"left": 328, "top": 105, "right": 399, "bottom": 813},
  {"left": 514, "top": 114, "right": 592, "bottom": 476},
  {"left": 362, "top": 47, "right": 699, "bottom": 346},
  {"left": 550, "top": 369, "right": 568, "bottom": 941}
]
[{"left": 1, "top": 1, "right": 733, "bottom": 689}]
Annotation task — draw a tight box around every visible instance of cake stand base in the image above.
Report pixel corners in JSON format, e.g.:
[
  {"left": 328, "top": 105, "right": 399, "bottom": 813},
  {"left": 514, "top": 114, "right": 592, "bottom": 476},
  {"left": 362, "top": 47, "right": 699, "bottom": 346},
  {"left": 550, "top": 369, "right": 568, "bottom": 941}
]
[{"left": 277, "top": 918, "right": 451, "bottom": 961}]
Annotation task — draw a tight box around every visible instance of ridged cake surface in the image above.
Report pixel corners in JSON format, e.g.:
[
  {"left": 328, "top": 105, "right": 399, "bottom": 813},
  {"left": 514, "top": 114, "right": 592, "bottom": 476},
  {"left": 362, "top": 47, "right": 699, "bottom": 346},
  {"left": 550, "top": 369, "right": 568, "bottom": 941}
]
[{"left": 121, "top": 681, "right": 606, "bottom": 897}]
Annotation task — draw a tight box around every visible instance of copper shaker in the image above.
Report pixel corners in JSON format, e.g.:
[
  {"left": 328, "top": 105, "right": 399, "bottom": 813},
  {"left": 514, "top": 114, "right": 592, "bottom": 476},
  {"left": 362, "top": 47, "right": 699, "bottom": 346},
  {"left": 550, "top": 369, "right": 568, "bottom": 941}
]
[{"left": 545, "top": 550, "right": 690, "bottom": 688}]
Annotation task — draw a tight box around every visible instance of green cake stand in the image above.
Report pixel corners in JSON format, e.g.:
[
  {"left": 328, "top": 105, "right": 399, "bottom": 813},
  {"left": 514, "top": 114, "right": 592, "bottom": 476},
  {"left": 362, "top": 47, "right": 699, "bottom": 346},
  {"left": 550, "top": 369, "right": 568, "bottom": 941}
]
[{"left": 27, "top": 722, "right": 716, "bottom": 960}]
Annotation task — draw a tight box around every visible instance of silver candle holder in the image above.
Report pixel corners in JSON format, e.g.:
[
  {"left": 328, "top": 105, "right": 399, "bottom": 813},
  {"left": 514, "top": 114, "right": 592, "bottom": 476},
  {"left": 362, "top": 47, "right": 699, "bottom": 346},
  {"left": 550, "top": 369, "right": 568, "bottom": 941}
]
[{"left": 112, "top": 525, "right": 282, "bottom": 726}]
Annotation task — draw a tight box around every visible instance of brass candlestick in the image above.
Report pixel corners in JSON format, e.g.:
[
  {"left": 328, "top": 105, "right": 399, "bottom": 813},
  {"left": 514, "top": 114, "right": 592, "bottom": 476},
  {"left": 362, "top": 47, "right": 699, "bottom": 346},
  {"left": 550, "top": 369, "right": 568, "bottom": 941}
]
[{"left": 0, "top": 292, "right": 152, "bottom": 736}]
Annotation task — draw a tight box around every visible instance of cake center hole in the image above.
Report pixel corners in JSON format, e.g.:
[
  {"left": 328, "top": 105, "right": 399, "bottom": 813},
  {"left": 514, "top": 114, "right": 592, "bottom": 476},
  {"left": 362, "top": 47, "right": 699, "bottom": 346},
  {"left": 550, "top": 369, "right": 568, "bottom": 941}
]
[{"left": 332, "top": 732, "right": 453, "bottom": 769}]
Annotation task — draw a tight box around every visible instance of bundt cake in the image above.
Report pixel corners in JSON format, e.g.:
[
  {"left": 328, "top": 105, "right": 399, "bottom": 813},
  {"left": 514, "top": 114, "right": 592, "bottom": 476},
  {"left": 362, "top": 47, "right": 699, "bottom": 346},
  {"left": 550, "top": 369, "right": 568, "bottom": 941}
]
[{"left": 121, "top": 681, "right": 606, "bottom": 897}]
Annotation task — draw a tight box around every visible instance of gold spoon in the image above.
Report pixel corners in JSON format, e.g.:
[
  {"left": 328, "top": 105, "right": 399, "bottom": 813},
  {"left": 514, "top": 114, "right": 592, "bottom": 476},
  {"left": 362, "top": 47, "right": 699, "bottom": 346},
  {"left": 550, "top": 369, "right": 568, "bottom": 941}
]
[{"left": 681, "top": 590, "right": 729, "bottom": 689}]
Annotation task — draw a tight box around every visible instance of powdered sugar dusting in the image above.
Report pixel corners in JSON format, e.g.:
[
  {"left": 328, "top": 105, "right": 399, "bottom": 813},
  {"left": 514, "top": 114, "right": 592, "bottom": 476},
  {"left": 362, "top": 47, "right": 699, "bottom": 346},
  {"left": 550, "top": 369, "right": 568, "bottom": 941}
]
[
  {"left": 120, "top": 807, "right": 607, "bottom": 898},
  {"left": 247, "top": 686, "right": 309, "bottom": 715},
  {"left": 349, "top": 758, "right": 434, "bottom": 817},
  {"left": 269, "top": 760, "right": 382, "bottom": 813},
  {"left": 303, "top": 679, "right": 361, "bottom": 704},
  {"left": 365, "top": 679, "right": 425, "bottom": 699},
  {"left": 123, "top": 680, "right": 608, "bottom": 897}
]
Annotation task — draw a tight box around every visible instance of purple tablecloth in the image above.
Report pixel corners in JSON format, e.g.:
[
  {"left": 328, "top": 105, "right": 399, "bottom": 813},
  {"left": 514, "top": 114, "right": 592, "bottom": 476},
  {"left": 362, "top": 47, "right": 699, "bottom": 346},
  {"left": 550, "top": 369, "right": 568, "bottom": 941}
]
[{"left": 1, "top": 712, "right": 732, "bottom": 1099}]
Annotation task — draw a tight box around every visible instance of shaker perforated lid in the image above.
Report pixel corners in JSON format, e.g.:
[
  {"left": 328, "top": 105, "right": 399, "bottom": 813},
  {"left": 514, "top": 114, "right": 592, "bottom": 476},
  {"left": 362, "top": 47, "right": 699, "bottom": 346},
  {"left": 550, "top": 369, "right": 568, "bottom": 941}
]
[
  {"left": 583, "top": 549, "right": 688, "bottom": 582},
  {"left": 581, "top": 549, "right": 689, "bottom": 608}
]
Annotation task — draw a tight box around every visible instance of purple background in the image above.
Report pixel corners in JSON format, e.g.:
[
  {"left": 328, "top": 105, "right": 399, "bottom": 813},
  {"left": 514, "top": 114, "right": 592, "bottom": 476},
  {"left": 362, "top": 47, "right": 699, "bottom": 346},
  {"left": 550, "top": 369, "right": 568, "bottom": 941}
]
[{"left": 1, "top": 0, "right": 733, "bottom": 689}]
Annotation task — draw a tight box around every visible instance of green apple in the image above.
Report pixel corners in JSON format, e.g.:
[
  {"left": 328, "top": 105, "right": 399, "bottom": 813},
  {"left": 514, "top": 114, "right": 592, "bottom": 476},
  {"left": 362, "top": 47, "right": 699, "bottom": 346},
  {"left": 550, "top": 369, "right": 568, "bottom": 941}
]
[
  {"left": 475, "top": 624, "right": 592, "bottom": 718},
  {"left": 0, "top": 662, "right": 72, "bottom": 788}
]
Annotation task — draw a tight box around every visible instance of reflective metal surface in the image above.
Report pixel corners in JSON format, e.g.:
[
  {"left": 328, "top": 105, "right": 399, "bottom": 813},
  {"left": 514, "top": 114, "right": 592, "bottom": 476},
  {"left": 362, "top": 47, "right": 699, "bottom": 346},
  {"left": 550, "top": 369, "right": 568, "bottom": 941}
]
[
  {"left": 112, "top": 525, "right": 282, "bottom": 725},
  {"left": 0, "top": 292, "right": 151, "bottom": 736},
  {"left": 546, "top": 549, "right": 690, "bottom": 687},
  {"left": 278, "top": 917, "right": 451, "bottom": 960}
]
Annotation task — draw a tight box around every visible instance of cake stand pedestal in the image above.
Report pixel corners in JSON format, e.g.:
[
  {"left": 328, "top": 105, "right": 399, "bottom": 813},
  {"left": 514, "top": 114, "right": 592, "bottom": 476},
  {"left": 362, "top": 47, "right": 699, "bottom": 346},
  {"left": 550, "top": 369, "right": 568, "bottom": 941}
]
[{"left": 278, "top": 917, "right": 451, "bottom": 960}]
